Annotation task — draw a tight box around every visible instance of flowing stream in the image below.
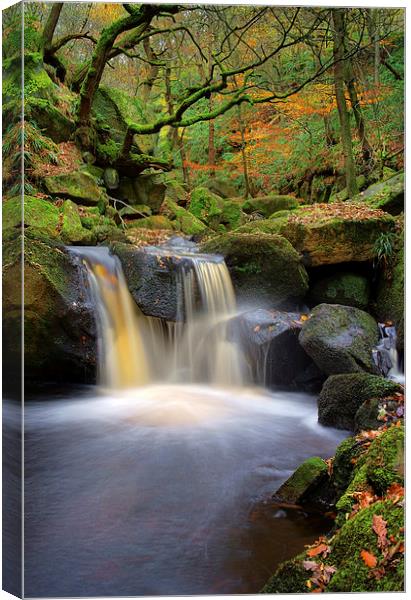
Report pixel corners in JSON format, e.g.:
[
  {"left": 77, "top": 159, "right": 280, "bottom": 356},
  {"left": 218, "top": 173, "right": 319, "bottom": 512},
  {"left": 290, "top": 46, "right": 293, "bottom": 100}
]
[{"left": 21, "top": 243, "right": 348, "bottom": 597}]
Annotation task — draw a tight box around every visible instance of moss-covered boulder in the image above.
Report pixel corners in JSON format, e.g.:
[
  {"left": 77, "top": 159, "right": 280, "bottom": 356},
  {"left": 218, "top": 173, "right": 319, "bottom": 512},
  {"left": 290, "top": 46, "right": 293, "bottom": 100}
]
[
  {"left": 3, "top": 195, "right": 60, "bottom": 238},
  {"left": 355, "top": 172, "right": 404, "bottom": 215},
  {"left": 204, "top": 177, "right": 238, "bottom": 199},
  {"left": 60, "top": 200, "right": 94, "bottom": 245},
  {"left": 234, "top": 217, "right": 290, "bottom": 235},
  {"left": 114, "top": 173, "right": 167, "bottom": 211},
  {"left": 200, "top": 232, "right": 309, "bottom": 306},
  {"left": 273, "top": 457, "right": 328, "bottom": 505},
  {"left": 161, "top": 198, "right": 208, "bottom": 236},
  {"left": 309, "top": 272, "right": 370, "bottom": 310},
  {"left": 375, "top": 231, "right": 404, "bottom": 352},
  {"left": 44, "top": 170, "right": 106, "bottom": 206},
  {"left": 242, "top": 194, "right": 299, "bottom": 217},
  {"left": 3, "top": 233, "right": 96, "bottom": 385},
  {"left": 299, "top": 304, "right": 379, "bottom": 376},
  {"left": 103, "top": 167, "right": 119, "bottom": 190},
  {"left": 220, "top": 199, "right": 246, "bottom": 229},
  {"left": 257, "top": 204, "right": 396, "bottom": 267},
  {"left": 318, "top": 373, "right": 402, "bottom": 431},
  {"left": 188, "top": 187, "right": 224, "bottom": 229}
]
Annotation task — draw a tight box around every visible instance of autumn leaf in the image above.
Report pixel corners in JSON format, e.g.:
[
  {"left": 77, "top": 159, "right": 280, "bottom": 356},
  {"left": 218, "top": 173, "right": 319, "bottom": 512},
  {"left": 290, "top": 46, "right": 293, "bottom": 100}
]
[
  {"left": 386, "top": 483, "right": 405, "bottom": 503},
  {"left": 307, "top": 543, "right": 330, "bottom": 558},
  {"left": 373, "top": 514, "right": 388, "bottom": 550},
  {"left": 360, "top": 549, "right": 378, "bottom": 568}
]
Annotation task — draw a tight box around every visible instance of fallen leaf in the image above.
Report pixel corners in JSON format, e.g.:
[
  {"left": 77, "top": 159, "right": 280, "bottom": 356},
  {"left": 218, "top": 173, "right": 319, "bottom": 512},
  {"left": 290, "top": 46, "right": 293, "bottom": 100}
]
[
  {"left": 361, "top": 549, "right": 377, "bottom": 568},
  {"left": 307, "top": 543, "right": 330, "bottom": 558},
  {"left": 386, "top": 482, "right": 404, "bottom": 503},
  {"left": 373, "top": 514, "right": 388, "bottom": 550}
]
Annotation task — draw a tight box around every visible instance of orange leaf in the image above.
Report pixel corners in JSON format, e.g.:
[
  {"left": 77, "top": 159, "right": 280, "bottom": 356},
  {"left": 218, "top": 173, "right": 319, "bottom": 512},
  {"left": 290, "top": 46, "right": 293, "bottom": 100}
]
[
  {"left": 386, "top": 483, "right": 404, "bottom": 503},
  {"left": 307, "top": 543, "right": 329, "bottom": 558},
  {"left": 360, "top": 549, "right": 377, "bottom": 568}
]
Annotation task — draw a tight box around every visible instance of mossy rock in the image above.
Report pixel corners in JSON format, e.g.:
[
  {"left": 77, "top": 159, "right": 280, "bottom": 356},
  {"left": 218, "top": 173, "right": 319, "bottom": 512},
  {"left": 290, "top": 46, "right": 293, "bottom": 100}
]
[
  {"left": 103, "top": 167, "right": 120, "bottom": 190},
  {"left": 119, "top": 205, "right": 152, "bottom": 219},
  {"left": 354, "top": 172, "right": 404, "bottom": 215},
  {"left": 234, "top": 217, "right": 288, "bottom": 235},
  {"left": 261, "top": 554, "right": 308, "bottom": 594},
  {"left": 204, "top": 177, "right": 238, "bottom": 199},
  {"left": 220, "top": 199, "right": 246, "bottom": 229},
  {"left": 60, "top": 200, "right": 94, "bottom": 245},
  {"left": 44, "top": 170, "right": 106, "bottom": 206},
  {"left": 127, "top": 215, "right": 174, "bottom": 230},
  {"left": 299, "top": 304, "right": 379, "bottom": 376},
  {"left": 309, "top": 272, "right": 370, "bottom": 310},
  {"left": 3, "top": 234, "right": 96, "bottom": 385},
  {"left": 200, "top": 232, "right": 309, "bottom": 306},
  {"left": 261, "top": 208, "right": 396, "bottom": 267},
  {"left": 242, "top": 194, "right": 299, "bottom": 217},
  {"left": 273, "top": 457, "right": 328, "bottom": 505},
  {"left": 329, "top": 174, "right": 367, "bottom": 202},
  {"left": 162, "top": 198, "right": 208, "bottom": 236},
  {"left": 188, "top": 187, "right": 224, "bottom": 229},
  {"left": 375, "top": 230, "right": 404, "bottom": 352},
  {"left": 3, "top": 195, "right": 60, "bottom": 238},
  {"left": 318, "top": 373, "right": 402, "bottom": 431}
]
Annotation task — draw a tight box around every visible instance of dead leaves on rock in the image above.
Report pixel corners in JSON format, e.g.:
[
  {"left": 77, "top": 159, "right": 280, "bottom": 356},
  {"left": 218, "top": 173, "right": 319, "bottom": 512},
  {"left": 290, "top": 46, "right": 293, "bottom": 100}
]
[
  {"left": 286, "top": 202, "right": 389, "bottom": 227},
  {"left": 360, "top": 513, "right": 404, "bottom": 581},
  {"left": 361, "top": 549, "right": 378, "bottom": 568},
  {"left": 303, "top": 559, "right": 336, "bottom": 593}
]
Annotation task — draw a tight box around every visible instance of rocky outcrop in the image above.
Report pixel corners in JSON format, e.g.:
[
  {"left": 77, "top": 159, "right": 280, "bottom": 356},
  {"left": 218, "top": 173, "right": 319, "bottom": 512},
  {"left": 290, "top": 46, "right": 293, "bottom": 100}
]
[
  {"left": 244, "top": 204, "right": 396, "bottom": 267},
  {"left": 309, "top": 272, "right": 370, "bottom": 310},
  {"left": 161, "top": 198, "right": 209, "bottom": 236},
  {"left": 299, "top": 304, "right": 380, "bottom": 375},
  {"left": 188, "top": 187, "right": 224, "bottom": 230},
  {"left": 272, "top": 456, "right": 328, "bottom": 505},
  {"left": 2, "top": 233, "right": 96, "bottom": 386},
  {"left": 318, "top": 373, "right": 402, "bottom": 431},
  {"left": 200, "top": 232, "right": 309, "bottom": 307}
]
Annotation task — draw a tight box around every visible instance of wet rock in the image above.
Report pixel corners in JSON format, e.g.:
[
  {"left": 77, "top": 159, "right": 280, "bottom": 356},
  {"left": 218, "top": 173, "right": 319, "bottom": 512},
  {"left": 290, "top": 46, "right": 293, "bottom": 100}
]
[
  {"left": 318, "top": 373, "right": 402, "bottom": 431},
  {"left": 273, "top": 456, "right": 328, "bottom": 505},
  {"left": 354, "top": 172, "right": 404, "bottom": 215},
  {"left": 111, "top": 242, "right": 183, "bottom": 320},
  {"left": 200, "top": 232, "right": 309, "bottom": 307},
  {"left": 299, "top": 304, "right": 379, "bottom": 375},
  {"left": 227, "top": 309, "right": 322, "bottom": 389}
]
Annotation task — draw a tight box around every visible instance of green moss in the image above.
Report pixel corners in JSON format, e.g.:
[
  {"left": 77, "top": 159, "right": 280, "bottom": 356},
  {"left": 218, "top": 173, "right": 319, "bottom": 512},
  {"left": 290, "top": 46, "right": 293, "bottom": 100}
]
[
  {"left": 274, "top": 457, "right": 327, "bottom": 504},
  {"left": 242, "top": 194, "right": 299, "bottom": 217},
  {"left": 44, "top": 170, "right": 106, "bottom": 206},
  {"left": 235, "top": 218, "right": 287, "bottom": 235},
  {"left": 200, "top": 231, "right": 309, "bottom": 305},
  {"left": 60, "top": 200, "right": 92, "bottom": 244},
  {"left": 220, "top": 199, "right": 245, "bottom": 229},
  {"left": 96, "top": 138, "right": 121, "bottom": 163},
  {"left": 310, "top": 272, "right": 370, "bottom": 310},
  {"left": 189, "top": 187, "right": 224, "bottom": 229},
  {"left": 3, "top": 195, "right": 59, "bottom": 237},
  {"left": 354, "top": 172, "right": 404, "bottom": 215},
  {"left": 328, "top": 501, "right": 404, "bottom": 592},
  {"left": 163, "top": 198, "right": 208, "bottom": 236},
  {"left": 261, "top": 555, "right": 308, "bottom": 593}
]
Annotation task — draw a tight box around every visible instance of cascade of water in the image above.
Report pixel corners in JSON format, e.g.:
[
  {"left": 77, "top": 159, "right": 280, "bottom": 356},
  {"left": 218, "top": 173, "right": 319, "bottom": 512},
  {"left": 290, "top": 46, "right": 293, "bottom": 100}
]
[
  {"left": 374, "top": 322, "right": 404, "bottom": 384},
  {"left": 71, "top": 244, "right": 247, "bottom": 390},
  {"left": 71, "top": 247, "right": 152, "bottom": 389}
]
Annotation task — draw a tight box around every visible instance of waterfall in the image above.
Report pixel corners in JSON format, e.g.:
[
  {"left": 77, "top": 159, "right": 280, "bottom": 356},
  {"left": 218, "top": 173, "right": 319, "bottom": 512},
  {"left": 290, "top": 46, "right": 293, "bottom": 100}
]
[
  {"left": 71, "top": 247, "right": 152, "bottom": 389},
  {"left": 71, "top": 245, "right": 247, "bottom": 390},
  {"left": 374, "top": 323, "right": 404, "bottom": 384}
]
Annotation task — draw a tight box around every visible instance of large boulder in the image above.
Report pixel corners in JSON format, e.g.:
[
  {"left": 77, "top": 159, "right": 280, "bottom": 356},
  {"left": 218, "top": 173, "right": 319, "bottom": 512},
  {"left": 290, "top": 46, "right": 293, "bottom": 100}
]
[
  {"left": 204, "top": 177, "right": 238, "bottom": 199},
  {"left": 254, "top": 203, "right": 396, "bottom": 267},
  {"left": 115, "top": 173, "right": 167, "bottom": 211},
  {"left": 309, "top": 272, "right": 370, "bottom": 310},
  {"left": 161, "top": 198, "right": 209, "bottom": 236},
  {"left": 200, "top": 232, "right": 309, "bottom": 307},
  {"left": 220, "top": 199, "right": 246, "bottom": 230},
  {"left": 354, "top": 172, "right": 404, "bottom": 215},
  {"left": 242, "top": 194, "right": 299, "bottom": 217},
  {"left": 318, "top": 373, "right": 402, "bottom": 431},
  {"left": 299, "top": 304, "right": 379, "bottom": 375},
  {"left": 44, "top": 170, "right": 107, "bottom": 207},
  {"left": 111, "top": 242, "right": 186, "bottom": 320},
  {"left": 227, "top": 309, "right": 322, "bottom": 389},
  {"left": 3, "top": 233, "right": 96, "bottom": 386},
  {"left": 188, "top": 187, "right": 224, "bottom": 230}
]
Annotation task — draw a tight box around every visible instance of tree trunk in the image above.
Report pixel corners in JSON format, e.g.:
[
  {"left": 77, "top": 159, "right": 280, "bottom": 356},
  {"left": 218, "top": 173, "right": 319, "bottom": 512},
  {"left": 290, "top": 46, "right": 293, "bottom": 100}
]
[
  {"left": 238, "top": 105, "right": 250, "bottom": 198},
  {"left": 333, "top": 9, "right": 358, "bottom": 198},
  {"left": 345, "top": 68, "right": 373, "bottom": 166},
  {"left": 42, "top": 3, "right": 63, "bottom": 51},
  {"left": 208, "top": 97, "right": 216, "bottom": 179},
  {"left": 323, "top": 114, "right": 337, "bottom": 147},
  {"left": 179, "top": 129, "right": 191, "bottom": 188},
  {"left": 77, "top": 4, "right": 157, "bottom": 131},
  {"left": 140, "top": 39, "right": 160, "bottom": 103}
]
